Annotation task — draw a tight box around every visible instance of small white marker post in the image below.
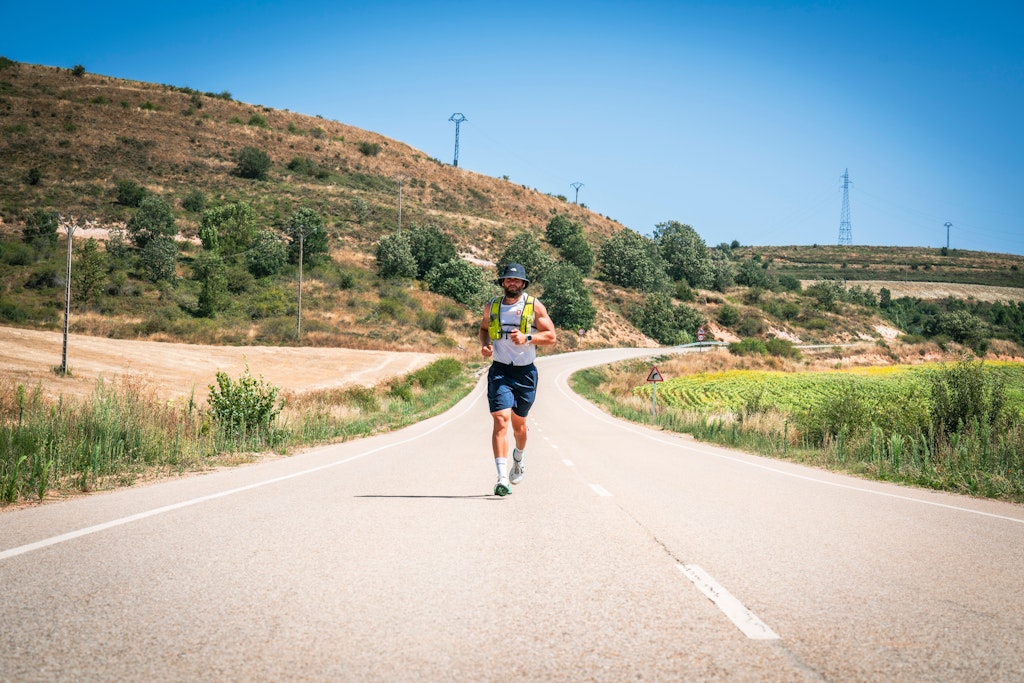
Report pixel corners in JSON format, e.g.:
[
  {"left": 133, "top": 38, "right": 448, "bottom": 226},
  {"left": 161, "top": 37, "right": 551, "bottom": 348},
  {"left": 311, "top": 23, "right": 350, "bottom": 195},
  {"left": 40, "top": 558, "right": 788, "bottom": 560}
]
[{"left": 646, "top": 365, "right": 664, "bottom": 415}]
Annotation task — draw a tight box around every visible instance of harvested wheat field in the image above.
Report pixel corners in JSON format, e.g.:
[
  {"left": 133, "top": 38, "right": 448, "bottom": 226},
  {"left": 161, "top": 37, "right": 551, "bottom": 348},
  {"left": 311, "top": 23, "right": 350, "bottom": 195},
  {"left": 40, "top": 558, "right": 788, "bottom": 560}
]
[{"left": 0, "top": 326, "right": 439, "bottom": 404}]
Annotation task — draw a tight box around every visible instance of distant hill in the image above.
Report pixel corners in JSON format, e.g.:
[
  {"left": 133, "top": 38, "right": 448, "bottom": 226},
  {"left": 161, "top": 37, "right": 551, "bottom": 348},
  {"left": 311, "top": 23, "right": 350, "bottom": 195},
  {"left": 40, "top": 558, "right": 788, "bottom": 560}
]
[{"left": 1, "top": 58, "right": 1022, "bottom": 358}]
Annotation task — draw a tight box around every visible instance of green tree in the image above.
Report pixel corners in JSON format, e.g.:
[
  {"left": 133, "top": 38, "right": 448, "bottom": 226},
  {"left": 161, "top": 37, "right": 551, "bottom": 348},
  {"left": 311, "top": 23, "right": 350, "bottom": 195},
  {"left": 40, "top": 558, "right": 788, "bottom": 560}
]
[
  {"left": 426, "top": 258, "right": 489, "bottom": 307},
  {"left": 408, "top": 224, "right": 457, "bottom": 279},
  {"left": 654, "top": 221, "right": 712, "bottom": 288},
  {"left": 140, "top": 237, "right": 177, "bottom": 283},
  {"left": 246, "top": 229, "right": 288, "bottom": 278},
  {"left": 544, "top": 213, "right": 581, "bottom": 248},
  {"left": 497, "top": 232, "right": 552, "bottom": 285},
  {"left": 22, "top": 209, "right": 58, "bottom": 248},
  {"left": 735, "top": 259, "right": 776, "bottom": 289},
  {"left": 633, "top": 293, "right": 680, "bottom": 345},
  {"left": 199, "top": 203, "right": 257, "bottom": 257},
  {"left": 127, "top": 196, "right": 176, "bottom": 249},
  {"left": 234, "top": 146, "right": 271, "bottom": 180},
  {"left": 285, "top": 207, "right": 327, "bottom": 266},
  {"left": 559, "top": 231, "right": 595, "bottom": 275},
  {"left": 115, "top": 179, "right": 147, "bottom": 207},
  {"left": 708, "top": 250, "right": 735, "bottom": 292},
  {"left": 375, "top": 232, "right": 418, "bottom": 279},
  {"left": 598, "top": 229, "right": 666, "bottom": 292},
  {"left": 541, "top": 263, "right": 596, "bottom": 330},
  {"left": 182, "top": 188, "right": 206, "bottom": 213},
  {"left": 71, "top": 238, "right": 106, "bottom": 306},
  {"left": 195, "top": 251, "right": 229, "bottom": 317}
]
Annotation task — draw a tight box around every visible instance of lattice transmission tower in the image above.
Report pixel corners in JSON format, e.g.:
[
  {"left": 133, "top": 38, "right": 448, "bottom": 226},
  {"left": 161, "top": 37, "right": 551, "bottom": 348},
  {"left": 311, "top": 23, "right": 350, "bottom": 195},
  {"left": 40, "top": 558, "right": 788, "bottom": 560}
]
[
  {"left": 838, "top": 168, "right": 853, "bottom": 245},
  {"left": 449, "top": 113, "right": 466, "bottom": 167}
]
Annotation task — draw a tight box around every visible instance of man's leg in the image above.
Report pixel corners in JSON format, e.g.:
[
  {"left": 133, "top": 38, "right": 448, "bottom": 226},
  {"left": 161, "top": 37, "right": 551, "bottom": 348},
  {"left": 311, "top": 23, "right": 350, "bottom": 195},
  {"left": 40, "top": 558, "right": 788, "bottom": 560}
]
[{"left": 491, "top": 408, "right": 512, "bottom": 495}]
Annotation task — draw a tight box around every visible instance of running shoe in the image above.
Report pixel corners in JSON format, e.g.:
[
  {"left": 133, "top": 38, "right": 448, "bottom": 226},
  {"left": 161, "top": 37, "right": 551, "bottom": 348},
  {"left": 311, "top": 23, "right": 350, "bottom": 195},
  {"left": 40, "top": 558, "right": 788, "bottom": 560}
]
[
  {"left": 494, "top": 476, "right": 511, "bottom": 497},
  {"left": 510, "top": 449, "right": 525, "bottom": 485}
]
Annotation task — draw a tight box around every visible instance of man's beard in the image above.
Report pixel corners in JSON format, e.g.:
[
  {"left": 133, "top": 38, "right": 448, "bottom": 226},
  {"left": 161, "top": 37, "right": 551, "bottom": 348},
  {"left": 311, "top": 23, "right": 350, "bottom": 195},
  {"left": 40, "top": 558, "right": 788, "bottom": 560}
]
[{"left": 502, "top": 282, "right": 523, "bottom": 298}]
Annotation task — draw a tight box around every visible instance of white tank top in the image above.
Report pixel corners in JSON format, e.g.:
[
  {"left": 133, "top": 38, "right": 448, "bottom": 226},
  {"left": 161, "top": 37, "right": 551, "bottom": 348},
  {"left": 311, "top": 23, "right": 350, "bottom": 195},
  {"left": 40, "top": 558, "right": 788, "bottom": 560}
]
[{"left": 492, "top": 295, "right": 536, "bottom": 366}]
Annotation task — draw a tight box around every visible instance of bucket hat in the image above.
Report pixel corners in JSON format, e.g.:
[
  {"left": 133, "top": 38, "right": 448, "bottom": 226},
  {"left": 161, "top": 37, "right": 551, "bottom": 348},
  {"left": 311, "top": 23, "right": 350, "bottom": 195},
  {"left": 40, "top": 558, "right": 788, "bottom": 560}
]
[{"left": 497, "top": 263, "right": 530, "bottom": 286}]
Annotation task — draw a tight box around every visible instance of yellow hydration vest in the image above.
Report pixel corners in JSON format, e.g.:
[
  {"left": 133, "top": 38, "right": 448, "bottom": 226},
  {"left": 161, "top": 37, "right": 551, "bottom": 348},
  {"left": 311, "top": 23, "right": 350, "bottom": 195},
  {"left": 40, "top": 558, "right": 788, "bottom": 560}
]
[{"left": 488, "top": 295, "right": 535, "bottom": 340}]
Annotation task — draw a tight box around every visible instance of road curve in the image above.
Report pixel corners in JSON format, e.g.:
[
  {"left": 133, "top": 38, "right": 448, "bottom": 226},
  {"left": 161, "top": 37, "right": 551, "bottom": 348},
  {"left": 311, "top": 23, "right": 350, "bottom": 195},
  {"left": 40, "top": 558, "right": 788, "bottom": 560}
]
[{"left": 2, "top": 346, "right": 1023, "bottom": 682}]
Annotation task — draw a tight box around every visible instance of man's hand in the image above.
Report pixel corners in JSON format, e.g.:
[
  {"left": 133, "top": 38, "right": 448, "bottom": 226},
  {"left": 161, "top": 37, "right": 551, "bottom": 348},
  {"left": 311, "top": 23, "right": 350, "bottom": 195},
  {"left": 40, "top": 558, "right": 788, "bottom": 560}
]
[
  {"left": 481, "top": 344, "right": 493, "bottom": 358},
  {"left": 509, "top": 329, "right": 529, "bottom": 345}
]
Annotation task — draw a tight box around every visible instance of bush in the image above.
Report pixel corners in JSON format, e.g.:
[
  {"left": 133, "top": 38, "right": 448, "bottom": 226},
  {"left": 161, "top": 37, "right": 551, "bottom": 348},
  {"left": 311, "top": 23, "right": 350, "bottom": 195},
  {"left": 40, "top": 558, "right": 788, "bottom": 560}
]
[
  {"left": 717, "top": 304, "right": 740, "bottom": 327},
  {"left": 729, "top": 338, "right": 767, "bottom": 356},
  {"left": 285, "top": 207, "right": 327, "bottom": 265},
  {"left": 544, "top": 214, "right": 581, "bottom": 248},
  {"left": 208, "top": 367, "right": 283, "bottom": 437},
  {"left": 234, "top": 146, "right": 271, "bottom": 180},
  {"left": 22, "top": 209, "right": 58, "bottom": 248},
  {"left": 246, "top": 229, "right": 288, "bottom": 277},
  {"left": 408, "top": 224, "right": 457, "bottom": 280},
  {"left": 140, "top": 237, "right": 177, "bottom": 282},
  {"left": 765, "top": 337, "right": 800, "bottom": 359},
  {"left": 929, "top": 357, "right": 1007, "bottom": 436},
  {"left": 426, "top": 258, "right": 489, "bottom": 307},
  {"left": 127, "top": 196, "right": 176, "bottom": 248},
  {"left": 181, "top": 188, "right": 206, "bottom": 213},
  {"left": 599, "top": 229, "right": 666, "bottom": 292},
  {"left": 115, "top": 179, "right": 147, "bottom": 207},
  {"left": 375, "top": 232, "right": 417, "bottom": 279},
  {"left": 199, "top": 202, "right": 257, "bottom": 256},
  {"left": 542, "top": 263, "right": 596, "bottom": 330},
  {"left": 410, "top": 358, "right": 462, "bottom": 388},
  {"left": 358, "top": 142, "right": 382, "bottom": 156}
]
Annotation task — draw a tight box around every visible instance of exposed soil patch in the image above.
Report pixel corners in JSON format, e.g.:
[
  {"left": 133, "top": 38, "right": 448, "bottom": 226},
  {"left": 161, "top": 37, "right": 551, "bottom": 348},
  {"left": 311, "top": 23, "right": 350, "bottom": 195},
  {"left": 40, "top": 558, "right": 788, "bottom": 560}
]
[{"left": 0, "top": 326, "right": 438, "bottom": 404}]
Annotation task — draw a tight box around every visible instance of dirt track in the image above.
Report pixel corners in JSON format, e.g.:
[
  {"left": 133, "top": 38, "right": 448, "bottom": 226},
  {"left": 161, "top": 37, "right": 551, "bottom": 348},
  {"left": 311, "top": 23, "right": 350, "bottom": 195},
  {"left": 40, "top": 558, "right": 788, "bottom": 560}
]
[{"left": 0, "top": 326, "right": 439, "bottom": 404}]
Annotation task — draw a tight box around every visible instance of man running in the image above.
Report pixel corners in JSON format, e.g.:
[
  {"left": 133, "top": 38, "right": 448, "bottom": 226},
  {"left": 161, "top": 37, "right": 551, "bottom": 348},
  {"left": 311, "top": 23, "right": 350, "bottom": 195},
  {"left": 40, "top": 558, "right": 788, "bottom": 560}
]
[{"left": 479, "top": 263, "right": 557, "bottom": 496}]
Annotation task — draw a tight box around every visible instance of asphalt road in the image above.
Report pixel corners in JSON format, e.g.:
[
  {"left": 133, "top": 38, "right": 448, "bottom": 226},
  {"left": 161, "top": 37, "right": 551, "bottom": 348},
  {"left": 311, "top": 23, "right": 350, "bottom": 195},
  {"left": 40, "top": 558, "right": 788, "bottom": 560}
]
[{"left": 2, "top": 347, "right": 1023, "bottom": 682}]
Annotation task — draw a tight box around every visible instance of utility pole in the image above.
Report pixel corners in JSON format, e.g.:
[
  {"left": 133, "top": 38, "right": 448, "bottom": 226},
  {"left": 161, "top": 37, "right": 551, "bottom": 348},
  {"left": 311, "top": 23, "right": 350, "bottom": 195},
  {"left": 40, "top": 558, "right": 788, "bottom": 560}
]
[
  {"left": 57, "top": 214, "right": 94, "bottom": 375},
  {"left": 945, "top": 221, "right": 952, "bottom": 250},
  {"left": 395, "top": 175, "right": 406, "bottom": 232},
  {"left": 449, "top": 113, "right": 466, "bottom": 167},
  {"left": 571, "top": 181, "right": 584, "bottom": 204},
  {"left": 838, "top": 169, "right": 853, "bottom": 246},
  {"left": 296, "top": 229, "right": 304, "bottom": 340}
]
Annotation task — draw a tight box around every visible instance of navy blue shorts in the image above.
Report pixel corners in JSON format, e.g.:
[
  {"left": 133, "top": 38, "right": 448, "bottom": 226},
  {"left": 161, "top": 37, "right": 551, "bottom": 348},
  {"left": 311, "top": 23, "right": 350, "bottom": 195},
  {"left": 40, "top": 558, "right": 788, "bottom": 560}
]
[{"left": 487, "top": 361, "right": 538, "bottom": 417}]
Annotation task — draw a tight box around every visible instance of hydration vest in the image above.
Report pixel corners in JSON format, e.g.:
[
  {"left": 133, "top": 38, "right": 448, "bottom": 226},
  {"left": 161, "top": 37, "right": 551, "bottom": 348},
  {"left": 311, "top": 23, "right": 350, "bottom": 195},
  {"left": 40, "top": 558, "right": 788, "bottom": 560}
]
[{"left": 488, "top": 295, "right": 535, "bottom": 340}]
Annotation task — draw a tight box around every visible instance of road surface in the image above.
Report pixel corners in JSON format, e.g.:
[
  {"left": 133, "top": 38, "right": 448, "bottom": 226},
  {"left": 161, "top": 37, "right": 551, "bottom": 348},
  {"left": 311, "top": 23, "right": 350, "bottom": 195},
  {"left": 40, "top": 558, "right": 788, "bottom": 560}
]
[{"left": 2, "top": 347, "right": 1023, "bottom": 681}]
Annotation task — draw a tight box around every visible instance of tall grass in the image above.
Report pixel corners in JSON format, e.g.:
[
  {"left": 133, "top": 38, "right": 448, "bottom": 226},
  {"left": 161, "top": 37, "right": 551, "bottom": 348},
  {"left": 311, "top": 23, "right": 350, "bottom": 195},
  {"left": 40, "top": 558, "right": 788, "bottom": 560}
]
[
  {"left": 571, "top": 357, "right": 1024, "bottom": 503},
  {"left": 0, "top": 358, "right": 474, "bottom": 505}
]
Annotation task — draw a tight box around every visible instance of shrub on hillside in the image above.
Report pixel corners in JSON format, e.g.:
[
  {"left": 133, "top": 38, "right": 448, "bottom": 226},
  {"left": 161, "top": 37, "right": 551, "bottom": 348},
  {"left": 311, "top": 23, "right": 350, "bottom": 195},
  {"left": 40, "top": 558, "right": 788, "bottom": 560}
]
[
  {"left": 115, "top": 179, "right": 147, "bottom": 207},
  {"left": 426, "top": 258, "right": 489, "bottom": 307},
  {"left": 234, "top": 146, "right": 271, "bottom": 180},
  {"left": 127, "top": 196, "right": 176, "bottom": 248}
]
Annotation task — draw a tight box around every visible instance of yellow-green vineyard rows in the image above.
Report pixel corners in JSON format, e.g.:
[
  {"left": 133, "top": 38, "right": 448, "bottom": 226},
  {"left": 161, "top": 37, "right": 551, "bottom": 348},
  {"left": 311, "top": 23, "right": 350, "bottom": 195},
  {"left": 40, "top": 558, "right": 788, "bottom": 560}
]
[{"left": 636, "top": 362, "right": 1024, "bottom": 417}]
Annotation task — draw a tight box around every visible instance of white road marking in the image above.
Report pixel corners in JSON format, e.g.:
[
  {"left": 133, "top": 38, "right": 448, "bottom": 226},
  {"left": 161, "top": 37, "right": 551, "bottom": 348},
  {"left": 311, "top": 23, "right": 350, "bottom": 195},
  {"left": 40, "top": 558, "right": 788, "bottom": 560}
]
[
  {"left": 589, "top": 483, "right": 612, "bottom": 497},
  {"left": 554, "top": 367, "right": 1024, "bottom": 527},
  {"left": 563, "top": 459, "right": 575, "bottom": 467},
  {"left": 677, "top": 564, "right": 780, "bottom": 640},
  {"left": 1, "top": 389, "right": 486, "bottom": 562}
]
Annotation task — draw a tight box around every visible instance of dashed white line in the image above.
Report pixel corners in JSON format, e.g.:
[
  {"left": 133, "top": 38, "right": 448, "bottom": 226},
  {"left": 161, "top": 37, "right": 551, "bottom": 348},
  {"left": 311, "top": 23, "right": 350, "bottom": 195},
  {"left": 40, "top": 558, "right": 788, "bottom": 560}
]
[
  {"left": 677, "top": 564, "right": 780, "bottom": 640},
  {"left": 589, "top": 483, "right": 612, "bottom": 497},
  {"left": 563, "top": 459, "right": 575, "bottom": 467}
]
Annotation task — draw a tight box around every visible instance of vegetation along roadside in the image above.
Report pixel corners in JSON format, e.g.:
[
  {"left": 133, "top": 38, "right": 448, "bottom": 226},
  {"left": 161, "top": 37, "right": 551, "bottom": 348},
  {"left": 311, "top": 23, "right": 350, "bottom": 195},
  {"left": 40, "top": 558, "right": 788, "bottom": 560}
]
[
  {"left": 572, "top": 352, "right": 1024, "bottom": 503},
  {"left": 0, "top": 357, "right": 476, "bottom": 506}
]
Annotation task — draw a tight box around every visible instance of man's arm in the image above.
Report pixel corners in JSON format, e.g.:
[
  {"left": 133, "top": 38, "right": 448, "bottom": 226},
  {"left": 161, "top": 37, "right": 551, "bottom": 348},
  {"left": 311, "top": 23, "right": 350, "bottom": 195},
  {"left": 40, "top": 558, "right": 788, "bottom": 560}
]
[{"left": 479, "top": 304, "right": 494, "bottom": 357}]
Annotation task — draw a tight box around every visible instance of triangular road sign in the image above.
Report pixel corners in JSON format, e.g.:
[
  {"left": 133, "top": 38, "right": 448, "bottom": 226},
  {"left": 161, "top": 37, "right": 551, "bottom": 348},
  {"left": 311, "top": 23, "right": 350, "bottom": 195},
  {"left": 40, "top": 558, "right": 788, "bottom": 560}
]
[{"left": 646, "top": 366, "right": 664, "bottom": 382}]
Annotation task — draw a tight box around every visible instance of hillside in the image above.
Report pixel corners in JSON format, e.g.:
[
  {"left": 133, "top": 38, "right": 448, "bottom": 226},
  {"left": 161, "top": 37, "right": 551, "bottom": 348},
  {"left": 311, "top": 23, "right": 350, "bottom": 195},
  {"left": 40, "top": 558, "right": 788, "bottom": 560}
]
[{"left": 1, "top": 58, "right": 1023, "bottom": 362}]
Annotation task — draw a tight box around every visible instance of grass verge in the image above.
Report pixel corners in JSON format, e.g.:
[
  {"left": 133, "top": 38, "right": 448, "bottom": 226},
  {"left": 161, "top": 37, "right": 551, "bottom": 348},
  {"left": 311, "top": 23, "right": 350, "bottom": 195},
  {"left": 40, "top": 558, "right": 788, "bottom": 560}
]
[
  {"left": 570, "top": 356, "right": 1024, "bottom": 503},
  {"left": 0, "top": 358, "right": 477, "bottom": 506}
]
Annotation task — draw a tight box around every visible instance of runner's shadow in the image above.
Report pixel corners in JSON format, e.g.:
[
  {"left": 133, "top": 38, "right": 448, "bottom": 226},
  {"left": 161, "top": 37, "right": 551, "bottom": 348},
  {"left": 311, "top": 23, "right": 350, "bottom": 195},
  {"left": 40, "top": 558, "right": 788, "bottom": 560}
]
[{"left": 355, "top": 494, "right": 495, "bottom": 500}]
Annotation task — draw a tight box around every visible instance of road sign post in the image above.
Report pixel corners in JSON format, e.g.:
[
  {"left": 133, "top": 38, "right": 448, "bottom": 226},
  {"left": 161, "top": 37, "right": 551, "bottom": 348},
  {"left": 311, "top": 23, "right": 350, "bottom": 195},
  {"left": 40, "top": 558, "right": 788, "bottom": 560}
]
[{"left": 647, "top": 366, "right": 664, "bottom": 415}]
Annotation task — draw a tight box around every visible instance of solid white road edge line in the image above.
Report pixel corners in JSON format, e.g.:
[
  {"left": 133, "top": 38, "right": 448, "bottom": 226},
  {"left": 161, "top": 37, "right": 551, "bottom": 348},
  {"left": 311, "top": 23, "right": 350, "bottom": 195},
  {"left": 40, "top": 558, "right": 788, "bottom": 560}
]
[
  {"left": 554, "top": 367, "right": 1024, "bottom": 526},
  {"left": 589, "top": 483, "right": 613, "bottom": 497},
  {"left": 677, "top": 563, "right": 780, "bottom": 640},
  {"left": 0, "top": 387, "right": 485, "bottom": 562}
]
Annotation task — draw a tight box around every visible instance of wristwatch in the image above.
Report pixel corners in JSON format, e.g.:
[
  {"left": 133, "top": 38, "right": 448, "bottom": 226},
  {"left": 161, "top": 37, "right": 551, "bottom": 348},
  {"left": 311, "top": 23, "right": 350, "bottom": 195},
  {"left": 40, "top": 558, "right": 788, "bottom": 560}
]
[{"left": 526, "top": 334, "right": 533, "bottom": 343}]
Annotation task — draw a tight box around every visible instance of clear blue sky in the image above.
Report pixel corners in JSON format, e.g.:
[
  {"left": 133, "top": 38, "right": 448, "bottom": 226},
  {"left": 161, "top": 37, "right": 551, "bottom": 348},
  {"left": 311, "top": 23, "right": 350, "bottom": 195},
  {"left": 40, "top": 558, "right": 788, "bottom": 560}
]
[{"left": 7, "top": 1, "right": 1023, "bottom": 255}]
